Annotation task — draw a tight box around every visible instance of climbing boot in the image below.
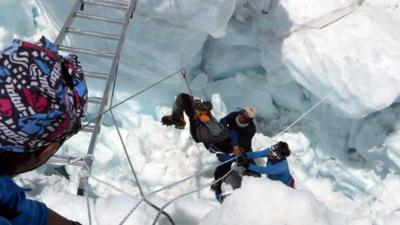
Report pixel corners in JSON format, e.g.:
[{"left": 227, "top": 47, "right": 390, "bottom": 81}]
[
  {"left": 215, "top": 192, "right": 224, "bottom": 204},
  {"left": 210, "top": 180, "right": 222, "bottom": 193},
  {"left": 161, "top": 115, "right": 186, "bottom": 129}
]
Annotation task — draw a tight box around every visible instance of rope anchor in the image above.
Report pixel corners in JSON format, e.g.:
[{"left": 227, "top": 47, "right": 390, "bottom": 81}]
[{"left": 180, "top": 67, "right": 193, "bottom": 96}]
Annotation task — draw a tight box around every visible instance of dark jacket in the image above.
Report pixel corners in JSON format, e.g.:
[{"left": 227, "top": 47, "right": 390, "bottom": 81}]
[{"left": 220, "top": 111, "right": 256, "bottom": 151}]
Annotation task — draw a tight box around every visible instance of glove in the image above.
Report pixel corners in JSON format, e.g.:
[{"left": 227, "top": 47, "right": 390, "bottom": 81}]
[{"left": 236, "top": 153, "right": 249, "bottom": 168}]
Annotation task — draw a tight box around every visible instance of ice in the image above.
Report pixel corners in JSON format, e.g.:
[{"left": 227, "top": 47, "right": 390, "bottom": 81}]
[
  {"left": 135, "top": 0, "right": 237, "bottom": 38},
  {"left": 275, "top": 3, "right": 400, "bottom": 118},
  {"left": 2, "top": 0, "right": 400, "bottom": 224},
  {"left": 200, "top": 177, "right": 346, "bottom": 225}
]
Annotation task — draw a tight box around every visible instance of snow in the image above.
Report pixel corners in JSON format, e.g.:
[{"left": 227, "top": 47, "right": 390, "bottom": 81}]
[
  {"left": 1, "top": 0, "right": 400, "bottom": 224},
  {"left": 200, "top": 177, "right": 346, "bottom": 225},
  {"left": 276, "top": 2, "right": 400, "bottom": 118}
]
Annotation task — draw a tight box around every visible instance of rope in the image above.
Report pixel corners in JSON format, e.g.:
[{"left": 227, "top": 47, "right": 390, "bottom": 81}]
[
  {"left": 167, "top": 0, "right": 192, "bottom": 98},
  {"left": 180, "top": 68, "right": 193, "bottom": 96},
  {"left": 152, "top": 167, "right": 236, "bottom": 225},
  {"left": 110, "top": 110, "right": 145, "bottom": 196},
  {"left": 77, "top": 69, "right": 181, "bottom": 133},
  {"left": 274, "top": 89, "right": 336, "bottom": 137},
  {"left": 90, "top": 175, "right": 137, "bottom": 198},
  {"left": 274, "top": 65, "right": 360, "bottom": 144},
  {"left": 118, "top": 156, "right": 238, "bottom": 225},
  {"left": 110, "top": 110, "right": 176, "bottom": 225},
  {"left": 280, "top": 2, "right": 362, "bottom": 40},
  {"left": 167, "top": 0, "right": 184, "bottom": 68},
  {"left": 83, "top": 172, "right": 92, "bottom": 225}
]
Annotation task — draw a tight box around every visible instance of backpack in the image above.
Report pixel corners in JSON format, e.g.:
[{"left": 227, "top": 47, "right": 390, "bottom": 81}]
[{"left": 192, "top": 110, "right": 230, "bottom": 145}]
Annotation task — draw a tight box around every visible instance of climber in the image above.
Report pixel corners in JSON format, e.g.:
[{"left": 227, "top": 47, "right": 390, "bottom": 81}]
[
  {"left": 161, "top": 93, "right": 231, "bottom": 149},
  {"left": 0, "top": 36, "right": 87, "bottom": 225},
  {"left": 216, "top": 141, "right": 295, "bottom": 203},
  {"left": 161, "top": 93, "right": 260, "bottom": 202},
  {"left": 244, "top": 141, "right": 295, "bottom": 188},
  {"left": 211, "top": 106, "right": 260, "bottom": 202}
]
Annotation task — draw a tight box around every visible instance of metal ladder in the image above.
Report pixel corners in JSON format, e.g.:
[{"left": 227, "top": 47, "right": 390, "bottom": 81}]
[
  {"left": 49, "top": 0, "right": 137, "bottom": 195},
  {"left": 47, "top": 1, "right": 177, "bottom": 224}
]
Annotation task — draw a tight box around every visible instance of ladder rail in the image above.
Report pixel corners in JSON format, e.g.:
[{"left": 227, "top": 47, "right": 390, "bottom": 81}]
[
  {"left": 51, "top": 1, "right": 176, "bottom": 224},
  {"left": 83, "top": 0, "right": 137, "bottom": 170},
  {"left": 55, "top": 0, "right": 83, "bottom": 46}
]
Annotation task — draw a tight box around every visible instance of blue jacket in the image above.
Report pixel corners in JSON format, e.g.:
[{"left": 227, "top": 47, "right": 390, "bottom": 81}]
[
  {"left": 246, "top": 148, "right": 292, "bottom": 186},
  {"left": 0, "top": 176, "right": 48, "bottom": 225}
]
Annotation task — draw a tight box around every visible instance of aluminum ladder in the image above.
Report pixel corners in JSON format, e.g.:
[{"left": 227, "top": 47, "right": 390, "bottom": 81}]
[
  {"left": 48, "top": 1, "right": 176, "bottom": 224},
  {"left": 50, "top": 0, "right": 137, "bottom": 195}
]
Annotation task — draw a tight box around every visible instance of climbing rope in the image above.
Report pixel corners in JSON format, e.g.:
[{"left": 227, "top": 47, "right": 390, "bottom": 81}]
[
  {"left": 152, "top": 167, "right": 236, "bottom": 225},
  {"left": 275, "top": 63, "right": 361, "bottom": 158},
  {"left": 180, "top": 68, "right": 194, "bottom": 96},
  {"left": 275, "top": 89, "right": 336, "bottom": 138},
  {"left": 77, "top": 69, "right": 181, "bottom": 133},
  {"left": 110, "top": 110, "right": 176, "bottom": 225},
  {"left": 110, "top": 110, "right": 144, "bottom": 196},
  {"left": 118, "top": 156, "right": 238, "bottom": 224},
  {"left": 280, "top": 1, "right": 364, "bottom": 40},
  {"left": 167, "top": 0, "right": 184, "bottom": 69},
  {"left": 83, "top": 172, "right": 92, "bottom": 225}
]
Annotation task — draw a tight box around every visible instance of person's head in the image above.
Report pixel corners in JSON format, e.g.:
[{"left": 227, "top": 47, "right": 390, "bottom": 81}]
[
  {"left": 236, "top": 106, "right": 256, "bottom": 127},
  {"left": 0, "top": 36, "right": 87, "bottom": 176},
  {"left": 268, "top": 141, "right": 291, "bottom": 163}
]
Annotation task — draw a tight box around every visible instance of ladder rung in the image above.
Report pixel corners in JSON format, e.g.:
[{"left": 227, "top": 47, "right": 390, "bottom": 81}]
[
  {"left": 88, "top": 97, "right": 103, "bottom": 104},
  {"left": 48, "top": 155, "right": 86, "bottom": 167},
  {"left": 84, "top": 71, "right": 109, "bottom": 80},
  {"left": 82, "top": 124, "right": 96, "bottom": 133},
  {"left": 75, "top": 12, "right": 124, "bottom": 24},
  {"left": 83, "top": 0, "right": 129, "bottom": 10},
  {"left": 59, "top": 45, "right": 115, "bottom": 59},
  {"left": 67, "top": 28, "right": 120, "bottom": 41}
]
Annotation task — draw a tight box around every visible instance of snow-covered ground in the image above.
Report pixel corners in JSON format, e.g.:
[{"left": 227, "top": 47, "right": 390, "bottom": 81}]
[{"left": 2, "top": 0, "right": 400, "bottom": 224}]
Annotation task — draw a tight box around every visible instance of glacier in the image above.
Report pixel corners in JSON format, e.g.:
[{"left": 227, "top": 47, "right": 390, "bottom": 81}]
[{"left": 1, "top": 0, "right": 400, "bottom": 224}]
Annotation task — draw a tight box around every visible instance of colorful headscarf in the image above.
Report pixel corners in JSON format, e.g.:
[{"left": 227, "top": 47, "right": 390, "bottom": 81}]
[{"left": 0, "top": 36, "right": 87, "bottom": 153}]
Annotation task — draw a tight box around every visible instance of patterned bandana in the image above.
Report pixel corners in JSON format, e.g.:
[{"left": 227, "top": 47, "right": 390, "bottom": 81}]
[{"left": 0, "top": 36, "right": 87, "bottom": 153}]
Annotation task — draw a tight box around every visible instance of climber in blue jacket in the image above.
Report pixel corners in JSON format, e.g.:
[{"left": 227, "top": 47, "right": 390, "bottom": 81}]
[{"left": 245, "top": 141, "right": 295, "bottom": 188}]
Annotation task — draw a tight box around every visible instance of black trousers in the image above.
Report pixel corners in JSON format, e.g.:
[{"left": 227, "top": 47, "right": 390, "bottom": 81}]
[
  {"left": 213, "top": 150, "right": 257, "bottom": 193},
  {"left": 172, "top": 93, "right": 195, "bottom": 120},
  {"left": 172, "top": 93, "right": 202, "bottom": 141}
]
